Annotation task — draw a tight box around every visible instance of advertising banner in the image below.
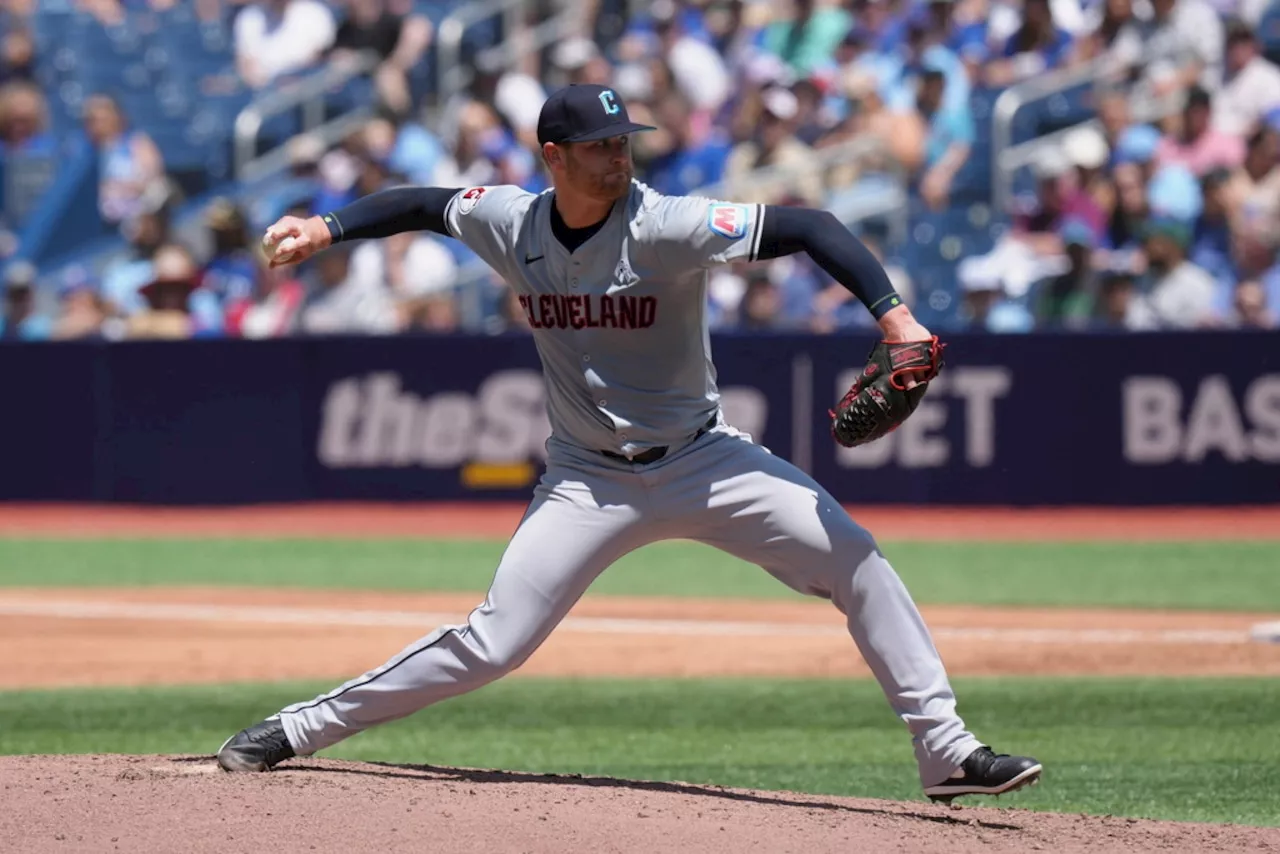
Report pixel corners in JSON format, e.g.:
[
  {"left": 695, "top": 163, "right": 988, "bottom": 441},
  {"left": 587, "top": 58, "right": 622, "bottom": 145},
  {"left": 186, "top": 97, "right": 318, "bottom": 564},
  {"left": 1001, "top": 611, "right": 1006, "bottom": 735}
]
[{"left": 1, "top": 331, "right": 1274, "bottom": 505}]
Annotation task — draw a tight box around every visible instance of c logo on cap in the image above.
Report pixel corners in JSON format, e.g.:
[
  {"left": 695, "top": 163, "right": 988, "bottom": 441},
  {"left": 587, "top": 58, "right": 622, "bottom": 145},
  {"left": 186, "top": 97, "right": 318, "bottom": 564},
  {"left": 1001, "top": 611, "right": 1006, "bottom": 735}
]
[{"left": 598, "top": 89, "right": 620, "bottom": 115}]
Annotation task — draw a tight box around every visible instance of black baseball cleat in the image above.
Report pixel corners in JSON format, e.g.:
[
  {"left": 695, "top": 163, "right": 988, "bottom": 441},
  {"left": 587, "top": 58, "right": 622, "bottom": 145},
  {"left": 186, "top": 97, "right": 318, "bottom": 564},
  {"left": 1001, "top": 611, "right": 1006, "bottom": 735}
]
[
  {"left": 924, "top": 746, "right": 1042, "bottom": 803},
  {"left": 216, "top": 717, "right": 296, "bottom": 772}
]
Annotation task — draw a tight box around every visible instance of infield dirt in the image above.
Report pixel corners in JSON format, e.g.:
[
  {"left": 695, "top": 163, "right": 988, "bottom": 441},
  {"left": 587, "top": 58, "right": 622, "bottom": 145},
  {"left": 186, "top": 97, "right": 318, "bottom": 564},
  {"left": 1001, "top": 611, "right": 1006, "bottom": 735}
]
[{"left": 3, "top": 755, "right": 1278, "bottom": 854}]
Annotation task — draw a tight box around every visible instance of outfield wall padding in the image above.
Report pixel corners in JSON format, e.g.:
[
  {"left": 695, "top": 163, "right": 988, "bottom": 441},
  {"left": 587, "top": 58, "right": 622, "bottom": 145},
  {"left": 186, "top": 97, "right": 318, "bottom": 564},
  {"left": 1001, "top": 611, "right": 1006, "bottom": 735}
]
[{"left": 2, "top": 331, "right": 1276, "bottom": 505}]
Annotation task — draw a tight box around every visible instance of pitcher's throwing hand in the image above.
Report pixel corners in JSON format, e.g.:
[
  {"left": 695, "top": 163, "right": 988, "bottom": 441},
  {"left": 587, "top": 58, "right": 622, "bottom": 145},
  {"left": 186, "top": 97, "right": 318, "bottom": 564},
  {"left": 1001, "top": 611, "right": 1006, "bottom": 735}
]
[{"left": 261, "top": 215, "right": 333, "bottom": 268}]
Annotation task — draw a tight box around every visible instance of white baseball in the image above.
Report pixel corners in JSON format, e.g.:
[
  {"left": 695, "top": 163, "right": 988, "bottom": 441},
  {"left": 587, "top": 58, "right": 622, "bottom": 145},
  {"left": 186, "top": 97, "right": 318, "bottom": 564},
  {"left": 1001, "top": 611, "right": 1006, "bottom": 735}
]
[
  {"left": 275, "top": 236, "right": 300, "bottom": 261},
  {"left": 263, "top": 230, "right": 301, "bottom": 265}
]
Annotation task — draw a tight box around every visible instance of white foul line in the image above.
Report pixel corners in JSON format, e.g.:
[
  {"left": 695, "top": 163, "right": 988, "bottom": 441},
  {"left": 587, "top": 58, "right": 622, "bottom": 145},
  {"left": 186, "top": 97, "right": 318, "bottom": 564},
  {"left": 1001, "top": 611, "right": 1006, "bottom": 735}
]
[
  {"left": 0, "top": 598, "right": 1265, "bottom": 645},
  {"left": 1252, "top": 621, "right": 1280, "bottom": 643}
]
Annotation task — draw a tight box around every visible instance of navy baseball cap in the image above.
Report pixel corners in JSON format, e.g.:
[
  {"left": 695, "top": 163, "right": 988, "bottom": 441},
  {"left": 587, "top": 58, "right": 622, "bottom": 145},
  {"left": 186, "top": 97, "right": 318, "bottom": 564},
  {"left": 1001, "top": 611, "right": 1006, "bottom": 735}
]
[{"left": 536, "top": 84, "right": 656, "bottom": 146}]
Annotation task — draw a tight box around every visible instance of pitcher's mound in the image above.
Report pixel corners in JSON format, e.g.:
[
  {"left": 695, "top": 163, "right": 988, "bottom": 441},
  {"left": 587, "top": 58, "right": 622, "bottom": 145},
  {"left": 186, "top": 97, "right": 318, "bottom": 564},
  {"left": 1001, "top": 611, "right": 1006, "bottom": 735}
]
[{"left": 1, "top": 755, "right": 1275, "bottom": 853}]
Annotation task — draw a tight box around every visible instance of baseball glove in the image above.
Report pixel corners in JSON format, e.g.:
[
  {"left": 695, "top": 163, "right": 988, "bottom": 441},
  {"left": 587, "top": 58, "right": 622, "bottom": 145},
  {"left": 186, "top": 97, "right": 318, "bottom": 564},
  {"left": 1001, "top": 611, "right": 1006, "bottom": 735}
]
[{"left": 830, "top": 336, "right": 946, "bottom": 448}]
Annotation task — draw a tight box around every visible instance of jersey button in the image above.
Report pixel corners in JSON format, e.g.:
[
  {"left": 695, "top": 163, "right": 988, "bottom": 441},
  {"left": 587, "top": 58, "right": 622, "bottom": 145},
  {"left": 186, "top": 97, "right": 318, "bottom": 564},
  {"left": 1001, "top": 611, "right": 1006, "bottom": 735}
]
[
  {"left": 571, "top": 279, "right": 578, "bottom": 287},
  {"left": 599, "top": 399, "right": 607, "bottom": 406},
  {"left": 582, "top": 355, "right": 590, "bottom": 362},
  {"left": 620, "top": 434, "right": 628, "bottom": 441}
]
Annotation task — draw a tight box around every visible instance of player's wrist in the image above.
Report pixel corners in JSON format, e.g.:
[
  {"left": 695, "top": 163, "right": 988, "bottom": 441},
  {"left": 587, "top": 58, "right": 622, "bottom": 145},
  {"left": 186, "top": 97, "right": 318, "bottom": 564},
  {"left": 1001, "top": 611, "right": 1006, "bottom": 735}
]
[
  {"left": 876, "top": 303, "right": 917, "bottom": 336},
  {"left": 865, "top": 289, "right": 905, "bottom": 322},
  {"left": 313, "top": 214, "right": 340, "bottom": 248}
]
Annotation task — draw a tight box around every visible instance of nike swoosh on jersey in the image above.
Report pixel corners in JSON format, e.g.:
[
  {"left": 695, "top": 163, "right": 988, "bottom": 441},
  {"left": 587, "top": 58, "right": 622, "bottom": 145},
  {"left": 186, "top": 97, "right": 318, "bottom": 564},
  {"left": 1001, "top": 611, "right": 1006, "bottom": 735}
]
[{"left": 524, "top": 254, "right": 545, "bottom": 264}]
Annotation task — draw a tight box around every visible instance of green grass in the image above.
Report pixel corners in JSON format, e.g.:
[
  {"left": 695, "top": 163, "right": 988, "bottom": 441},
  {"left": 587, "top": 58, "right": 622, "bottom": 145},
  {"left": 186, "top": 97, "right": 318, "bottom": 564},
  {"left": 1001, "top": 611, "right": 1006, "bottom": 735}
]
[
  {"left": 2, "top": 677, "right": 1277, "bottom": 826},
  {"left": 0, "top": 539, "right": 1278, "bottom": 610}
]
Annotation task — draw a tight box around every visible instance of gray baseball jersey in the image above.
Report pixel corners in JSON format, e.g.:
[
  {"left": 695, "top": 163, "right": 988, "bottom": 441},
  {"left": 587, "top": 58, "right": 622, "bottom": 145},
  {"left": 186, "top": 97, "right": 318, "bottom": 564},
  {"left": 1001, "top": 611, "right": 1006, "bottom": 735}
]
[
  {"left": 444, "top": 179, "right": 762, "bottom": 457},
  {"left": 271, "top": 181, "right": 991, "bottom": 791}
]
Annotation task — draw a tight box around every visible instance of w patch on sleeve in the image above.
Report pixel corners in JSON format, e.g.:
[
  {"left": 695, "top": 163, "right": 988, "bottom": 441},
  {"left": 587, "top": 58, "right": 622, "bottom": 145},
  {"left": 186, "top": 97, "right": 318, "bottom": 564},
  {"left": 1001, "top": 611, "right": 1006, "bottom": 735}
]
[{"left": 707, "top": 204, "right": 749, "bottom": 240}]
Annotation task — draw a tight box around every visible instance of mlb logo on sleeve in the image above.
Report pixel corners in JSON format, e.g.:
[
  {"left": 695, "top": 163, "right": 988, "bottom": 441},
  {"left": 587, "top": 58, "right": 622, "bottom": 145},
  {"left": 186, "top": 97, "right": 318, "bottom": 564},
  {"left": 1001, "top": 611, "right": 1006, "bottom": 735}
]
[
  {"left": 707, "top": 204, "right": 749, "bottom": 240},
  {"left": 458, "top": 187, "right": 486, "bottom": 215}
]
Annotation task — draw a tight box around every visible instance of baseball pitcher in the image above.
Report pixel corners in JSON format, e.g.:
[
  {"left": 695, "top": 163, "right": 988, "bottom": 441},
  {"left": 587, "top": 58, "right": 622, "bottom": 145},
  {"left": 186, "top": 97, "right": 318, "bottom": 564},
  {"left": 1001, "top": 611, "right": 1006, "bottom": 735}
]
[{"left": 217, "top": 84, "right": 1041, "bottom": 803}]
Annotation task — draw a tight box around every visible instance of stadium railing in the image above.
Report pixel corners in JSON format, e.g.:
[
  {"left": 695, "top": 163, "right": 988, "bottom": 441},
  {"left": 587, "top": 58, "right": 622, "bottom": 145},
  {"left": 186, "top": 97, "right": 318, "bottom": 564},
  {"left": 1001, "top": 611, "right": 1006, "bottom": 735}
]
[
  {"left": 233, "top": 51, "right": 385, "bottom": 184},
  {"left": 991, "top": 55, "right": 1184, "bottom": 213},
  {"left": 432, "top": 0, "right": 585, "bottom": 129}
]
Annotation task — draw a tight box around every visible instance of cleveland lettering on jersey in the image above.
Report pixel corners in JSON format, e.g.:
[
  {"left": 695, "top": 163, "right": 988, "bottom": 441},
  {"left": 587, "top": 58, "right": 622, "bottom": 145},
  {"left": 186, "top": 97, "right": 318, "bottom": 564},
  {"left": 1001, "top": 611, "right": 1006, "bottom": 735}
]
[{"left": 518, "top": 294, "right": 657, "bottom": 330}]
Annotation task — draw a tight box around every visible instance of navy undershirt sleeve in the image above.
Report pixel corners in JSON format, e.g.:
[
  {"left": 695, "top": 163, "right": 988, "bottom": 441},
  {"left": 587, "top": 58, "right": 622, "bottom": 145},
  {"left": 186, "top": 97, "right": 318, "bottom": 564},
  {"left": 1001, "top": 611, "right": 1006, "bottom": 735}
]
[
  {"left": 755, "top": 205, "right": 902, "bottom": 319},
  {"left": 321, "top": 187, "right": 462, "bottom": 243}
]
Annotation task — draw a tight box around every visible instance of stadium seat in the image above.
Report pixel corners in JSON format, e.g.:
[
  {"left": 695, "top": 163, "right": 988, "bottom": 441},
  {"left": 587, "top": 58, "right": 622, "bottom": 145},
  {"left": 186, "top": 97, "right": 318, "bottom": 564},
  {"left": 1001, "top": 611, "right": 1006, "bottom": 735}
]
[{"left": 1259, "top": 4, "right": 1280, "bottom": 64}]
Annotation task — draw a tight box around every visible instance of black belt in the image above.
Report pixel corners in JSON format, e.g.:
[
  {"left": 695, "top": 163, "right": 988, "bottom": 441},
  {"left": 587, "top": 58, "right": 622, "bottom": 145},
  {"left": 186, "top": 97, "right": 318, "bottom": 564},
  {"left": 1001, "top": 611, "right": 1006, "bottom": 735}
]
[{"left": 601, "top": 414, "right": 717, "bottom": 465}]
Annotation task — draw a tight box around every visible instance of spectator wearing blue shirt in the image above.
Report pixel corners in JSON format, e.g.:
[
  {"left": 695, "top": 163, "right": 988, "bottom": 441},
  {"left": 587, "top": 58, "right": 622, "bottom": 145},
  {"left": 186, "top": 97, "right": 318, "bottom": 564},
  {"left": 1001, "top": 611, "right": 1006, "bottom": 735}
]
[
  {"left": 640, "top": 94, "right": 731, "bottom": 197},
  {"left": 1192, "top": 169, "right": 1240, "bottom": 303},
  {"left": 857, "top": 0, "right": 913, "bottom": 56},
  {"left": 0, "top": 261, "right": 49, "bottom": 341},
  {"left": 123, "top": 244, "right": 222, "bottom": 340},
  {"left": 49, "top": 266, "right": 109, "bottom": 341},
  {"left": 769, "top": 252, "right": 828, "bottom": 328},
  {"left": 956, "top": 255, "right": 1036, "bottom": 332},
  {"left": 919, "top": 41, "right": 972, "bottom": 113},
  {"left": 102, "top": 207, "right": 171, "bottom": 319},
  {"left": 1227, "top": 212, "right": 1280, "bottom": 328},
  {"left": 614, "top": 0, "right": 713, "bottom": 60},
  {"left": 82, "top": 94, "right": 167, "bottom": 228},
  {"left": 0, "top": 81, "right": 55, "bottom": 157},
  {"left": 1257, "top": 264, "right": 1280, "bottom": 326},
  {"left": 1229, "top": 279, "right": 1275, "bottom": 328},
  {"left": 363, "top": 111, "right": 446, "bottom": 188},
  {"left": 1112, "top": 123, "right": 1162, "bottom": 183},
  {"left": 984, "top": 0, "right": 1075, "bottom": 87},
  {"left": 831, "top": 25, "right": 901, "bottom": 116},
  {"left": 99, "top": 205, "right": 225, "bottom": 336},
  {"left": 922, "top": 0, "right": 992, "bottom": 81},
  {"left": 916, "top": 65, "right": 975, "bottom": 210},
  {"left": 881, "top": 12, "right": 972, "bottom": 114},
  {"left": 1148, "top": 163, "right": 1204, "bottom": 224},
  {"left": 0, "top": 81, "right": 61, "bottom": 232},
  {"left": 201, "top": 199, "right": 259, "bottom": 310}
]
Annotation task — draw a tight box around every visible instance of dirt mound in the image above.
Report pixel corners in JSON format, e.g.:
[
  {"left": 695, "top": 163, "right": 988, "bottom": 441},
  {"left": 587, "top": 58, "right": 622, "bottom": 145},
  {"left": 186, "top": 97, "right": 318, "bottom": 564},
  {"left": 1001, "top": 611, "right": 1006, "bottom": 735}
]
[{"left": 2, "top": 756, "right": 1276, "bottom": 854}]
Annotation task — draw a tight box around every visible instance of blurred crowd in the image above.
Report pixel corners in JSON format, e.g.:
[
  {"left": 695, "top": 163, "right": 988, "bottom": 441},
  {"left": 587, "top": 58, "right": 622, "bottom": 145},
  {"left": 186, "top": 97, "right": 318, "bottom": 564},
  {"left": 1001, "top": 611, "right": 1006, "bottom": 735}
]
[
  {"left": 960, "top": 58, "right": 1280, "bottom": 333},
  {"left": 0, "top": 0, "right": 1277, "bottom": 342}
]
